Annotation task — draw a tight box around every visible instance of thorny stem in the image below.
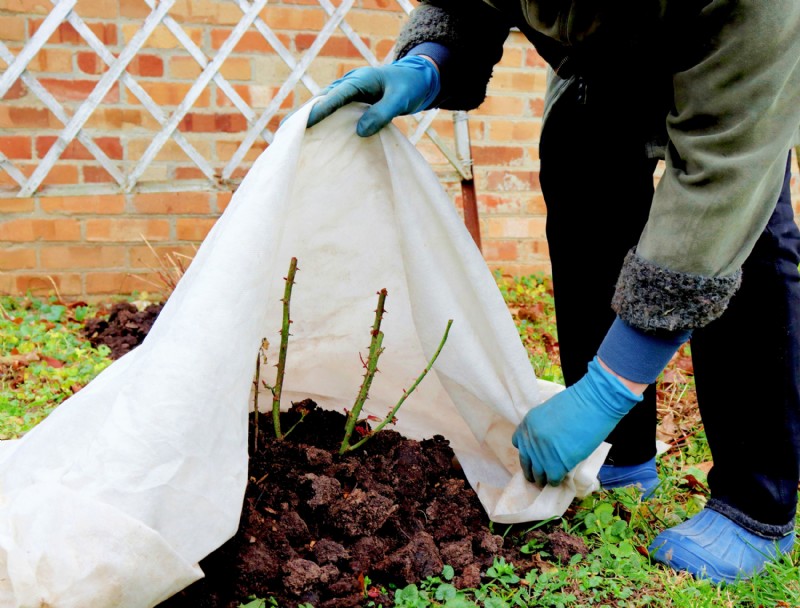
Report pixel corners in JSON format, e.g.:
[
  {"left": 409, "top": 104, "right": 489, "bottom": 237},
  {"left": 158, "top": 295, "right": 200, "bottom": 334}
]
[
  {"left": 340, "top": 289, "right": 388, "bottom": 455},
  {"left": 252, "top": 338, "right": 269, "bottom": 453},
  {"left": 273, "top": 257, "right": 298, "bottom": 440},
  {"left": 345, "top": 319, "right": 453, "bottom": 454}
]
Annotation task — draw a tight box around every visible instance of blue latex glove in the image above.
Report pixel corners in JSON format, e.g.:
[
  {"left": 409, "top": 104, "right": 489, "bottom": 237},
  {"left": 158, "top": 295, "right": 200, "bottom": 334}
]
[
  {"left": 512, "top": 357, "right": 643, "bottom": 486},
  {"left": 306, "top": 56, "right": 440, "bottom": 137}
]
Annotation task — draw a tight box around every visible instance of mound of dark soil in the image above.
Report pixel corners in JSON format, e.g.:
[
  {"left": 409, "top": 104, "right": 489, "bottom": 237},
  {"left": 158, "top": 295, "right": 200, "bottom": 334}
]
[
  {"left": 158, "top": 401, "right": 587, "bottom": 608},
  {"left": 83, "top": 302, "right": 163, "bottom": 359},
  {"left": 80, "top": 304, "right": 587, "bottom": 607}
]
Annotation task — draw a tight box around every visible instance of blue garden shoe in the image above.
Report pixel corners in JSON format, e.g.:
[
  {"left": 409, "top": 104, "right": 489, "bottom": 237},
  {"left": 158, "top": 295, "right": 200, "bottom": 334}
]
[
  {"left": 648, "top": 508, "right": 796, "bottom": 583},
  {"left": 598, "top": 456, "right": 660, "bottom": 497}
]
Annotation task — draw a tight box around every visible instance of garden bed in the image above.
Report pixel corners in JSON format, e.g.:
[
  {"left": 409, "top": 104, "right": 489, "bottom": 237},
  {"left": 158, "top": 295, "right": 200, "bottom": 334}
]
[{"left": 157, "top": 401, "right": 586, "bottom": 608}]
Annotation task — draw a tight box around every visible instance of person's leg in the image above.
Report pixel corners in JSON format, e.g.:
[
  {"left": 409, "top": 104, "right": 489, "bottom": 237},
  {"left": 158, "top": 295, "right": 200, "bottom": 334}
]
[
  {"left": 692, "top": 153, "right": 800, "bottom": 532},
  {"left": 650, "top": 154, "right": 799, "bottom": 582},
  {"left": 539, "top": 77, "right": 659, "bottom": 469}
]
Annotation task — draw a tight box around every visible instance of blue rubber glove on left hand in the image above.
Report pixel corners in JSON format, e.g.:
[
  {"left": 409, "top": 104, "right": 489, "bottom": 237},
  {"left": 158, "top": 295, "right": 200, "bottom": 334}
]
[
  {"left": 306, "top": 56, "right": 440, "bottom": 137},
  {"left": 512, "top": 357, "right": 643, "bottom": 487}
]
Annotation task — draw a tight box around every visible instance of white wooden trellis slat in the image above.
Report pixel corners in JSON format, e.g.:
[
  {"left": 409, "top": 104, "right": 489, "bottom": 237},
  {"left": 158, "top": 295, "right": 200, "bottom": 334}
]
[
  {"left": 126, "top": 0, "right": 269, "bottom": 191},
  {"left": 59, "top": 4, "right": 217, "bottom": 184},
  {"left": 20, "top": 0, "right": 177, "bottom": 197},
  {"left": 0, "top": 152, "right": 27, "bottom": 187},
  {"left": 142, "top": 0, "right": 259, "bottom": 129},
  {"left": 0, "top": 0, "right": 76, "bottom": 98},
  {"left": 0, "top": 41, "right": 125, "bottom": 186},
  {"left": 236, "top": 0, "right": 321, "bottom": 97},
  {"left": 224, "top": 0, "right": 355, "bottom": 179}
]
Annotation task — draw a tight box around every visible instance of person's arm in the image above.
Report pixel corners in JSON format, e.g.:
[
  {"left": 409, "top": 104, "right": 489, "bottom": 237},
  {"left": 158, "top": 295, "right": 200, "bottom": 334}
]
[
  {"left": 614, "top": 0, "right": 800, "bottom": 332},
  {"left": 307, "top": 0, "right": 511, "bottom": 135}
]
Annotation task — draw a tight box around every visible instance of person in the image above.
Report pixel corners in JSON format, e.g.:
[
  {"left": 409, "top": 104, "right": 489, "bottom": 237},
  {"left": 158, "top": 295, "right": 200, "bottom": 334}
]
[{"left": 305, "top": 1, "right": 800, "bottom": 584}]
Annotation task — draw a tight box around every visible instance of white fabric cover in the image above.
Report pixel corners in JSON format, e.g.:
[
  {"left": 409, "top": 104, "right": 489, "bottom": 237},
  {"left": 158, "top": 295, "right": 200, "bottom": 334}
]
[{"left": 0, "top": 104, "right": 607, "bottom": 607}]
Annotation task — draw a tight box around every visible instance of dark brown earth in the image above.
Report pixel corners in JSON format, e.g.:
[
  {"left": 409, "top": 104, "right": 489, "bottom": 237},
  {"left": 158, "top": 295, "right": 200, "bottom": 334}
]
[
  {"left": 157, "top": 401, "right": 588, "bottom": 608},
  {"left": 83, "top": 302, "right": 164, "bottom": 359},
  {"left": 83, "top": 304, "right": 587, "bottom": 607}
]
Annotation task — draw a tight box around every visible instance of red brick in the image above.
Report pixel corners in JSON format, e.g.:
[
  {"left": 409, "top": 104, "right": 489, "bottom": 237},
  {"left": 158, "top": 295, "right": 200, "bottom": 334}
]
[
  {"left": 77, "top": 52, "right": 103, "bottom": 75},
  {"left": 129, "top": 54, "right": 164, "bottom": 78},
  {"left": 14, "top": 273, "right": 82, "bottom": 296},
  {"left": 40, "top": 195, "right": 125, "bottom": 214},
  {"left": 483, "top": 241, "right": 519, "bottom": 262},
  {"left": 0, "top": 136, "right": 32, "bottom": 160},
  {"left": 259, "top": 6, "right": 327, "bottom": 30},
  {"left": 0, "top": 199, "right": 34, "bottom": 213},
  {"left": 119, "top": 0, "right": 150, "bottom": 19},
  {"left": 38, "top": 79, "right": 120, "bottom": 103},
  {"left": 472, "top": 145, "right": 525, "bottom": 167},
  {"left": 173, "top": 167, "right": 207, "bottom": 180},
  {"left": 295, "top": 34, "right": 361, "bottom": 58},
  {"left": 40, "top": 246, "right": 126, "bottom": 269},
  {"left": 41, "top": 164, "right": 80, "bottom": 185},
  {"left": 74, "top": 0, "right": 118, "bottom": 19},
  {"left": 1, "top": 79, "right": 27, "bottom": 100},
  {"left": 83, "top": 166, "right": 116, "bottom": 183},
  {"left": 85, "top": 219, "right": 170, "bottom": 242},
  {"left": 0, "top": 248, "right": 36, "bottom": 270},
  {"left": 475, "top": 193, "right": 523, "bottom": 214},
  {"left": 176, "top": 217, "right": 217, "bottom": 241},
  {"left": 0, "top": 218, "right": 80, "bottom": 242},
  {"left": 85, "top": 271, "right": 152, "bottom": 295},
  {"left": 0, "top": 15, "right": 25, "bottom": 41},
  {"left": 0, "top": 0, "right": 51, "bottom": 14},
  {"left": 483, "top": 170, "right": 539, "bottom": 192},
  {"left": 211, "top": 29, "right": 271, "bottom": 53},
  {"left": 133, "top": 192, "right": 212, "bottom": 214},
  {"left": 1, "top": 107, "right": 55, "bottom": 129}
]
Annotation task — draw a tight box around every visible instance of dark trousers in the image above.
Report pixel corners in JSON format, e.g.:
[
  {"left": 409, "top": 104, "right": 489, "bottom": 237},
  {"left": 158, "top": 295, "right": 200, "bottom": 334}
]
[{"left": 539, "top": 81, "right": 800, "bottom": 530}]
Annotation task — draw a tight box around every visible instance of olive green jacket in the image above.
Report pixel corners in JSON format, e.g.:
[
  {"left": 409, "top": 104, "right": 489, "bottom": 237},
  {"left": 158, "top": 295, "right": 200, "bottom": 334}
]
[{"left": 396, "top": 1, "right": 800, "bottom": 331}]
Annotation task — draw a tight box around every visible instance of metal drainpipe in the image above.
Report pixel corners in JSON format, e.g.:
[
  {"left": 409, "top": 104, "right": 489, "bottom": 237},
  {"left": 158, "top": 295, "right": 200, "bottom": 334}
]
[{"left": 453, "top": 110, "right": 482, "bottom": 252}]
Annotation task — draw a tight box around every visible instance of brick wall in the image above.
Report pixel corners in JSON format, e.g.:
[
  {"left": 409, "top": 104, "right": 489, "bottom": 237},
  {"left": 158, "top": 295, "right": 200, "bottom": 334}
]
[{"left": 1, "top": 1, "right": 799, "bottom": 298}]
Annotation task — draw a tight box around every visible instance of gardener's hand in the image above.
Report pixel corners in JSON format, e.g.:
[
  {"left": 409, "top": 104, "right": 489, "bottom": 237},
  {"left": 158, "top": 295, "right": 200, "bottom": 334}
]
[
  {"left": 512, "top": 357, "right": 644, "bottom": 486},
  {"left": 307, "top": 55, "right": 440, "bottom": 137}
]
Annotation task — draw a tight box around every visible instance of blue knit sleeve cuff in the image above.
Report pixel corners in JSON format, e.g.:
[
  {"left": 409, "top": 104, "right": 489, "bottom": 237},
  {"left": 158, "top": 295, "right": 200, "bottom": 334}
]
[
  {"left": 405, "top": 42, "right": 453, "bottom": 108},
  {"left": 597, "top": 316, "right": 692, "bottom": 384}
]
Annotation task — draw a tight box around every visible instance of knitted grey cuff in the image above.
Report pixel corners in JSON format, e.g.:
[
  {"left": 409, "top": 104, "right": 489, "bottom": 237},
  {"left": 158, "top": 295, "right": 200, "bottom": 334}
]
[
  {"left": 611, "top": 250, "right": 742, "bottom": 332},
  {"left": 707, "top": 498, "right": 796, "bottom": 539},
  {"left": 396, "top": 5, "right": 464, "bottom": 60}
]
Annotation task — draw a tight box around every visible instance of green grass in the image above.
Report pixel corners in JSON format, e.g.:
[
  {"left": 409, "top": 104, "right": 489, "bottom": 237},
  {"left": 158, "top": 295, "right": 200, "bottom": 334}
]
[
  {"left": 1, "top": 286, "right": 798, "bottom": 607},
  {"left": 0, "top": 295, "right": 111, "bottom": 439}
]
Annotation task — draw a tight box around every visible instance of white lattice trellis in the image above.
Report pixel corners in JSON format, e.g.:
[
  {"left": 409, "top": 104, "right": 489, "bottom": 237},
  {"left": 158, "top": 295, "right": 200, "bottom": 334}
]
[{"left": 0, "top": 0, "right": 472, "bottom": 199}]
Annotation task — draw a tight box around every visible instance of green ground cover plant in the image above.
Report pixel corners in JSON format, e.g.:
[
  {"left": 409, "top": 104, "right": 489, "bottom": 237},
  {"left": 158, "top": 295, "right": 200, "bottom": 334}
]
[
  {"left": 1, "top": 281, "right": 798, "bottom": 607},
  {"left": 0, "top": 295, "right": 111, "bottom": 439}
]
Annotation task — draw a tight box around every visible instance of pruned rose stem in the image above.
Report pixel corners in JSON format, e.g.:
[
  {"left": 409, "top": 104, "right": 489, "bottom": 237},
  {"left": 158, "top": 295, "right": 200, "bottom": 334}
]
[
  {"left": 273, "top": 257, "right": 298, "bottom": 440},
  {"left": 343, "top": 318, "right": 453, "bottom": 454},
  {"left": 252, "top": 338, "right": 269, "bottom": 452},
  {"left": 340, "top": 288, "right": 387, "bottom": 455}
]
